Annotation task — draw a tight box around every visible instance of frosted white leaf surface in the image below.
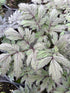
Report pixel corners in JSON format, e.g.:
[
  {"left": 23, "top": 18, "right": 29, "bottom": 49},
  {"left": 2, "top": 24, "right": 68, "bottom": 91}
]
[
  {"left": 34, "top": 42, "right": 45, "bottom": 50},
  {"left": 5, "top": 28, "right": 23, "bottom": 40},
  {"left": 0, "top": 53, "right": 10, "bottom": 63},
  {"left": 24, "top": 28, "right": 35, "bottom": 43},
  {"left": 37, "top": 57, "right": 52, "bottom": 69},
  {"left": 32, "top": 0, "right": 49, "bottom": 4},
  {"left": 18, "top": 3, "right": 37, "bottom": 17},
  {"left": 38, "top": 5, "right": 46, "bottom": 19},
  {"left": 49, "top": 59, "right": 63, "bottom": 82},
  {"left": 13, "top": 52, "right": 25, "bottom": 78},
  {"left": 54, "top": 53, "right": 70, "bottom": 68},
  {"left": 0, "top": 43, "right": 19, "bottom": 53},
  {"left": 1, "top": 56, "right": 11, "bottom": 74}
]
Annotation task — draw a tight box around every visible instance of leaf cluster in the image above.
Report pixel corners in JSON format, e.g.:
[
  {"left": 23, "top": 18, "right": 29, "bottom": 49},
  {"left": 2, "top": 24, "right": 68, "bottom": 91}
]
[{"left": 0, "top": 0, "right": 70, "bottom": 93}]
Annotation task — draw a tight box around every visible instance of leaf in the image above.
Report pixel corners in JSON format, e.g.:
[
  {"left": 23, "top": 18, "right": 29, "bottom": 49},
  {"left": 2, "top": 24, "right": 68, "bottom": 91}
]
[
  {"left": 18, "top": 3, "right": 47, "bottom": 30},
  {"left": 38, "top": 5, "right": 46, "bottom": 19},
  {"left": 66, "top": 13, "right": 70, "bottom": 22},
  {"left": 18, "top": 3, "right": 37, "bottom": 24},
  {"left": 27, "top": 74, "right": 43, "bottom": 84},
  {"left": 37, "top": 50, "right": 51, "bottom": 59},
  {"left": 20, "top": 20, "right": 37, "bottom": 30},
  {"left": 17, "top": 41, "right": 29, "bottom": 51},
  {"left": 17, "top": 27, "right": 24, "bottom": 37},
  {"left": 37, "top": 57, "right": 52, "bottom": 69},
  {"left": 39, "top": 16, "right": 49, "bottom": 26},
  {"left": 47, "top": 79, "right": 55, "bottom": 93},
  {"left": 54, "top": 53, "right": 70, "bottom": 69},
  {"left": 66, "top": 91, "right": 70, "bottom": 93},
  {"left": 18, "top": 3, "right": 37, "bottom": 16},
  {"left": 32, "top": 0, "right": 42, "bottom": 4},
  {"left": 49, "top": 59, "right": 63, "bottom": 82},
  {"left": 0, "top": 53, "right": 11, "bottom": 74},
  {"left": 54, "top": 0, "right": 68, "bottom": 9},
  {"left": 1, "top": 56, "right": 11, "bottom": 74},
  {"left": 0, "top": 43, "right": 19, "bottom": 54},
  {"left": 66, "top": 23, "right": 70, "bottom": 31},
  {"left": 50, "top": 32, "right": 58, "bottom": 44},
  {"left": 13, "top": 52, "right": 25, "bottom": 78},
  {"left": 26, "top": 49, "right": 35, "bottom": 66},
  {"left": 27, "top": 49, "right": 52, "bottom": 69},
  {"left": 8, "top": 10, "right": 23, "bottom": 25},
  {"left": 31, "top": 51, "right": 37, "bottom": 70},
  {"left": 50, "top": 9, "right": 65, "bottom": 26},
  {"left": 0, "top": 53, "right": 10, "bottom": 63},
  {"left": 13, "top": 86, "right": 24, "bottom": 93},
  {"left": 0, "top": 16, "right": 7, "bottom": 38},
  {"left": 40, "top": 78, "right": 49, "bottom": 92},
  {"left": 26, "top": 52, "right": 33, "bottom": 66},
  {"left": 5, "top": 28, "right": 23, "bottom": 40},
  {"left": 51, "top": 25, "right": 67, "bottom": 32},
  {"left": 32, "top": 0, "right": 48, "bottom": 4},
  {"left": 0, "top": 0, "right": 6, "bottom": 5},
  {"left": 34, "top": 42, "right": 45, "bottom": 50},
  {"left": 24, "top": 28, "right": 35, "bottom": 43},
  {"left": 13, "top": 82, "right": 40, "bottom": 93},
  {"left": 50, "top": 9, "right": 58, "bottom": 22}
]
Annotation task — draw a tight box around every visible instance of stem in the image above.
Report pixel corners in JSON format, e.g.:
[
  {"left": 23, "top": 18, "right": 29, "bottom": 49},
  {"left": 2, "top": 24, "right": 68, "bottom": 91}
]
[{"left": 3, "top": 4, "right": 17, "bottom": 11}]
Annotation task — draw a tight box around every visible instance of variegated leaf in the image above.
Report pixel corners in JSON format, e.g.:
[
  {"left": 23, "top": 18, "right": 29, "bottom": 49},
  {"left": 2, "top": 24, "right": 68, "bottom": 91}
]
[
  {"left": 49, "top": 59, "right": 63, "bottom": 82},
  {"left": 5, "top": 28, "right": 23, "bottom": 40},
  {"left": 34, "top": 42, "right": 45, "bottom": 50},
  {"left": 0, "top": 43, "right": 19, "bottom": 54},
  {"left": 24, "top": 28, "right": 35, "bottom": 43},
  {"left": 13, "top": 52, "right": 25, "bottom": 78},
  {"left": 0, "top": 53, "right": 10, "bottom": 63},
  {"left": 54, "top": 53, "right": 70, "bottom": 69},
  {"left": 37, "top": 57, "right": 52, "bottom": 69},
  {"left": 1, "top": 56, "right": 11, "bottom": 74}
]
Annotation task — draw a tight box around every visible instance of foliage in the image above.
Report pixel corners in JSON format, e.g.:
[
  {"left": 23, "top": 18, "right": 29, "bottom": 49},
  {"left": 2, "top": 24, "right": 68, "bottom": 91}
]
[
  {"left": 13, "top": 82, "right": 40, "bottom": 93},
  {"left": 0, "top": 0, "right": 6, "bottom": 5},
  {"left": 0, "top": 0, "right": 70, "bottom": 93}
]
